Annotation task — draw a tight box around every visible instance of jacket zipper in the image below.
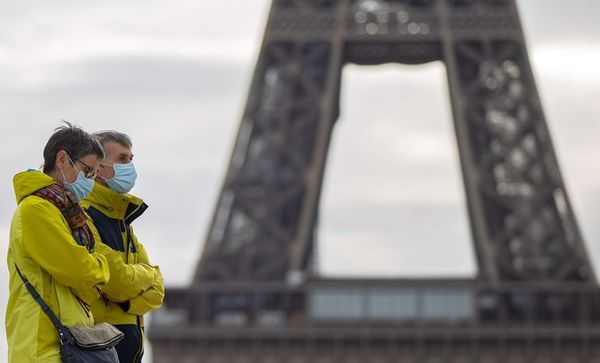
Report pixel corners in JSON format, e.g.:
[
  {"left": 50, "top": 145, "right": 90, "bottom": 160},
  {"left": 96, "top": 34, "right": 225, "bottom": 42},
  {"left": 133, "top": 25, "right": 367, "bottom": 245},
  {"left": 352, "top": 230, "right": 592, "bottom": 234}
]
[
  {"left": 123, "top": 203, "right": 143, "bottom": 264},
  {"left": 119, "top": 219, "right": 131, "bottom": 264},
  {"left": 125, "top": 225, "right": 131, "bottom": 264}
]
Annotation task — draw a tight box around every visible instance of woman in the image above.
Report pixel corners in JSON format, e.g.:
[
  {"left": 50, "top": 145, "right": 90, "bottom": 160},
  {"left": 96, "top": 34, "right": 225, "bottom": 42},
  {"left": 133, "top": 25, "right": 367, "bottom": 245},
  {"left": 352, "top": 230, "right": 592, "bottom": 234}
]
[{"left": 6, "top": 123, "right": 110, "bottom": 362}]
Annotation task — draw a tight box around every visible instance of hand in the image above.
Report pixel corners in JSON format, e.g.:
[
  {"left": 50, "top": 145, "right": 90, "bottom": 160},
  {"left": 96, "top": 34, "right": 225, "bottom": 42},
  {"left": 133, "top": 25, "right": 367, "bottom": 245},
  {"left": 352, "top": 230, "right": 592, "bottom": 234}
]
[{"left": 101, "top": 291, "right": 138, "bottom": 304}]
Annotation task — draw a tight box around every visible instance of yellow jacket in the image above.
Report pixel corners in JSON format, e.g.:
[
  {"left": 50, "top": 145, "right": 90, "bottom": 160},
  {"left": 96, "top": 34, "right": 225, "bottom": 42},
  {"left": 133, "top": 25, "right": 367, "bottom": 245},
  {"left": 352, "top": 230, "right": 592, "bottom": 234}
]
[
  {"left": 6, "top": 171, "right": 110, "bottom": 363},
  {"left": 82, "top": 183, "right": 164, "bottom": 327}
]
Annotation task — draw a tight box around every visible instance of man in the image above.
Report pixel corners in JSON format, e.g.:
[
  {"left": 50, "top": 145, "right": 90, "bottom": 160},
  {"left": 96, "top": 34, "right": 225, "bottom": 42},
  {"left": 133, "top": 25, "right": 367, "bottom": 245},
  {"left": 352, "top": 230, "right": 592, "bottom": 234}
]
[{"left": 82, "top": 130, "right": 164, "bottom": 363}]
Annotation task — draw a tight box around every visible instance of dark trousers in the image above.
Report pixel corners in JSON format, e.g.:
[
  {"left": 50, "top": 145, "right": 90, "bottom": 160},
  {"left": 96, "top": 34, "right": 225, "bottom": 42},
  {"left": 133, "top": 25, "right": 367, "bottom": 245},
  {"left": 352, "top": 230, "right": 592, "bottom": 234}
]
[{"left": 114, "top": 324, "right": 144, "bottom": 363}]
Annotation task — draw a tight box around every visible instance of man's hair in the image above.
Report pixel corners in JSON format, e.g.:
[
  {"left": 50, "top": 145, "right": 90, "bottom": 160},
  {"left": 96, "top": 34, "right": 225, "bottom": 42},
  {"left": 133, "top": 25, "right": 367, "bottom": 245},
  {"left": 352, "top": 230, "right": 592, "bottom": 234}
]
[
  {"left": 43, "top": 121, "right": 105, "bottom": 173},
  {"left": 93, "top": 130, "right": 133, "bottom": 149}
]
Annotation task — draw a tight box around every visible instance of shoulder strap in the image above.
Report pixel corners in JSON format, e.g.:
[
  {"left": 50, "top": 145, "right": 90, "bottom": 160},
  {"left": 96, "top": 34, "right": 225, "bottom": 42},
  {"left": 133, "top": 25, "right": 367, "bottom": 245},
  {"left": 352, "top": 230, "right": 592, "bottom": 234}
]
[{"left": 11, "top": 256, "right": 73, "bottom": 344}]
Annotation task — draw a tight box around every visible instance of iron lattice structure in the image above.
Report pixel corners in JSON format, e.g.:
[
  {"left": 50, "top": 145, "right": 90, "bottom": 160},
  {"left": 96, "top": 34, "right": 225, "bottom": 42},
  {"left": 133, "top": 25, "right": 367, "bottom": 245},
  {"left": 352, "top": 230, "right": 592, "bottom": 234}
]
[{"left": 149, "top": 0, "right": 600, "bottom": 362}]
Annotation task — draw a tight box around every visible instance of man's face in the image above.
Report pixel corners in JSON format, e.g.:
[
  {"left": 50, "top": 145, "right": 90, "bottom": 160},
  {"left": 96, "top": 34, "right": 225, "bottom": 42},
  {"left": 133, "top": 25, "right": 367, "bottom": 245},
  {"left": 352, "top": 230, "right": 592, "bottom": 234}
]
[{"left": 97, "top": 141, "right": 134, "bottom": 181}]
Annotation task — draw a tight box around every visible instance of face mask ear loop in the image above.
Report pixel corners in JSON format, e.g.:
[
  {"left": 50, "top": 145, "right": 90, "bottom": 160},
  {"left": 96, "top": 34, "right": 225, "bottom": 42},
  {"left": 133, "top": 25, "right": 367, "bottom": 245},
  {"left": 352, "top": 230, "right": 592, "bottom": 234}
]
[
  {"left": 57, "top": 164, "right": 79, "bottom": 204},
  {"left": 58, "top": 160, "right": 75, "bottom": 184},
  {"left": 62, "top": 154, "right": 82, "bottom": 180},
  {"left": 58, "top": 165, "right": 67, "bottom": 184},
  {"left": 99, "top": 163, "right": 114, "bottom": 182}
]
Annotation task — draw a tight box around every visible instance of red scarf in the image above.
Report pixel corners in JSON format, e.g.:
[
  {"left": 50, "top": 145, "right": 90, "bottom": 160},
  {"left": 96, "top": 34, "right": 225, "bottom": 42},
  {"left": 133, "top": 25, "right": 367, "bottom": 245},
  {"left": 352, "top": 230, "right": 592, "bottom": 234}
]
[{"left": 33, "top": 184, "right": 95, "bottom": 252}]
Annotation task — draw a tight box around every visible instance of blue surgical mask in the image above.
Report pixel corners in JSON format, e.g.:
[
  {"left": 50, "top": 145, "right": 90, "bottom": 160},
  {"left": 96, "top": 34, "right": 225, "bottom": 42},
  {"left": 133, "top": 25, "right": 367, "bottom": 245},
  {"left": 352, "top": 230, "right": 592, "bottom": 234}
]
[
  {"left": 103, "top": 162, "right": 137, "bottom": 194},
  {"left": 60, "top": 164, "right": 95, "bottom": 202}
]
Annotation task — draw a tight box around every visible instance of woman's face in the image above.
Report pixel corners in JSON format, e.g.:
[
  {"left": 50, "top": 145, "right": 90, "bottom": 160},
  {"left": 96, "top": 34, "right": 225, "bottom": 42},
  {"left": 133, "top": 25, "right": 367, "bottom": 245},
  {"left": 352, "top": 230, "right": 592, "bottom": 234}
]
[{"left": 56, "top": 151, "right": 101, "bottom": 184}]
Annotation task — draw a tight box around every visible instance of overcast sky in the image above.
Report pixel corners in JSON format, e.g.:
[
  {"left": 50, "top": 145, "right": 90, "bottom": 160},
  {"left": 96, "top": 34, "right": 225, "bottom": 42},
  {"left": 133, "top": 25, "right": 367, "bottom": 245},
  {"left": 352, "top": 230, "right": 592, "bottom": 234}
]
[{"left": 1, "top": 0, "right": 599, "bottom": 361}]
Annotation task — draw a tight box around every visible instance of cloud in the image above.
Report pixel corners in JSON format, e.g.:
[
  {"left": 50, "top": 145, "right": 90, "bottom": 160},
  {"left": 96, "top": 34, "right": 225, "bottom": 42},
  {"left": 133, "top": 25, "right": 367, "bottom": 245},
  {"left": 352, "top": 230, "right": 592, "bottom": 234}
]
[
  {"left": 1, "top": 54, "right": 251, "bottom": 96},
  {"left": 323, "top": 62, "right": 465, "bottom": 208},
  {"left": 0, "top": 0, "right": 271, "bottom": 64},
  {"left": 319, "top": 201, "right": 475, "bottom": 277},
  {"left": 518, "top": 0, "right": 600, "bottom": 45},
  {"left": 532, "top": 45, "right": 600, "bottom": 86}
]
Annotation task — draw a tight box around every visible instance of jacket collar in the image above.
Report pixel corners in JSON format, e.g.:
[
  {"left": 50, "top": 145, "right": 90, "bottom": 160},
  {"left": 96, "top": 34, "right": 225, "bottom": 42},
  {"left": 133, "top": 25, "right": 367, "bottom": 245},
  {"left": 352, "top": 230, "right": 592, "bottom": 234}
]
[
  {"left": 13, "top": 170, "right": 56, "bottom": 204},
  {"left": 81, "top": 182, "right": 147, "bottom": 221}
]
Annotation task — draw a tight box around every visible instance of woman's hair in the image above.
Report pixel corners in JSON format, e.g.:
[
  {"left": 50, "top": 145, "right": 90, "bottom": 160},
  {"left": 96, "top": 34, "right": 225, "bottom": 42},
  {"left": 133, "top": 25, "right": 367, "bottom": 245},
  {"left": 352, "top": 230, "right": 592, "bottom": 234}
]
[{"left": 42, "top": 121, "right": 105, "bottom": 173}]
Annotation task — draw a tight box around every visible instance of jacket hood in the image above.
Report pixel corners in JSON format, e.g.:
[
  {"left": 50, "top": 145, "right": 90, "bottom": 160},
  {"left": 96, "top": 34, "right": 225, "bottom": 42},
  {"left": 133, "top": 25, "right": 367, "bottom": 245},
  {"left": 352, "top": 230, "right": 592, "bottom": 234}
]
[{"left": 13, "top": 170, "right": 56, "bottom": 204}]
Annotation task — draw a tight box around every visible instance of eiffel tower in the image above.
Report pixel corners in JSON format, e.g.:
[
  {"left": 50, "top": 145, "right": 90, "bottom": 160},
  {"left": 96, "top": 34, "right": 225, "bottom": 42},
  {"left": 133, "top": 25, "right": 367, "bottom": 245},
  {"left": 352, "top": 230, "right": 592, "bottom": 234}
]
[{"left": 149, "top": 0, "right": 600, "bottom": 362}]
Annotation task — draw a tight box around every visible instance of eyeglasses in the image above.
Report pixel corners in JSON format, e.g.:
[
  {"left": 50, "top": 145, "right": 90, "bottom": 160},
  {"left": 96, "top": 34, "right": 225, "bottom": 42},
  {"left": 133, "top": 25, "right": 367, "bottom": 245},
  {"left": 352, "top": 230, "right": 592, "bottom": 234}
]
[{"left": 68, "top": 156, "right": 97, "bottom": 179}]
